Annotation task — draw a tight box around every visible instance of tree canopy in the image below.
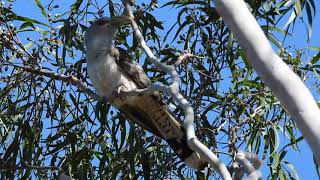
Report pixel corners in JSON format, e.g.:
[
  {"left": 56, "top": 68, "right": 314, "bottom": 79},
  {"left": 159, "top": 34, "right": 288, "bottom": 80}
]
[{"left": 0, "top": 0, "right": 319, "bottom": 179}]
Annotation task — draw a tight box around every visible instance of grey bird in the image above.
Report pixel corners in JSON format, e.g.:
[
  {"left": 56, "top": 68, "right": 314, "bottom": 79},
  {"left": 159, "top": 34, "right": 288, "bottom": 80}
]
[{"left": 84, "top": 16, "right": 207, "bottom": 170}]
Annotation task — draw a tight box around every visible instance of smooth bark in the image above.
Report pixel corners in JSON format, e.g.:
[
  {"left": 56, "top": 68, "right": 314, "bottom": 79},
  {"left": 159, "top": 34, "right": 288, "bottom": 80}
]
[{"left": 213, "top": 0, "right": 320, "bottom": 164}]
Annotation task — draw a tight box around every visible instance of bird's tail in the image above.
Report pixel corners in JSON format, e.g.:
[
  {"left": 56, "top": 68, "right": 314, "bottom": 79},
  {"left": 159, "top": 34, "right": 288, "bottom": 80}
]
[
  {"left": 118, "top": 94, "right": 207, "bottom": 170},
  {"left": 166, "top": 131, "right": 208, "bottom": 170}
]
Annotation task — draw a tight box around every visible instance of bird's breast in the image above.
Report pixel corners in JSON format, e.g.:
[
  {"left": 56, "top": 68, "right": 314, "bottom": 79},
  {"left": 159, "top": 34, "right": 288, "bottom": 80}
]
[{"left": 87, "top": 53, "right": 137, "bottom": 98}]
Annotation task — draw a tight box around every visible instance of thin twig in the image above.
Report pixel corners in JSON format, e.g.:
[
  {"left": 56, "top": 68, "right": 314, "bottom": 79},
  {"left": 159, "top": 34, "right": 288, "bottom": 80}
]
[
  {"left": 5, "top": 64, "right": 159, "bottom": 103},
  {"left": 8, "top": 64, "right": 100, "bottom": 100},
  {"left": 0, "top": 13, "right": 35, "bottom": 61}
]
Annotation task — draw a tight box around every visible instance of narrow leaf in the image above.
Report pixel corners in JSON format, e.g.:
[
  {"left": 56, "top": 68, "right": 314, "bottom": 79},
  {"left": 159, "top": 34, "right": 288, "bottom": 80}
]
[{"left": 34, "top": 0, "right": 46, "bottom": 17}]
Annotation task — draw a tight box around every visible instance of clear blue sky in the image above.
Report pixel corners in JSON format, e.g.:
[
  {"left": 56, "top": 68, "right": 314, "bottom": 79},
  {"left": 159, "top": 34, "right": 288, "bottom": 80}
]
[{"left": 9, "top": 0, "right": 320, "bottom": 179}]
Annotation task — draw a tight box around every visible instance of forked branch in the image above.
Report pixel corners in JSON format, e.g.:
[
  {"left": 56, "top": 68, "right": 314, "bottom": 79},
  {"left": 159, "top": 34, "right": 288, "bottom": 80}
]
[{"left": 121, "top": 0, "right": 233, "bottom": 179}]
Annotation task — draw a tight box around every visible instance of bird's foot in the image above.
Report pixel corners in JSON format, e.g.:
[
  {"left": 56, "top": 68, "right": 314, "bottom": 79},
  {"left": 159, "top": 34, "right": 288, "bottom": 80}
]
[{"left": 113, "top": 85, "right": 127, "bottom": 100}]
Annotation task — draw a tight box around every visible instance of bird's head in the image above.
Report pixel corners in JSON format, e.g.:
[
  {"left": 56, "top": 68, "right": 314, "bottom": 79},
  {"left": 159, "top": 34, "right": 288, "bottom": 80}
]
[{"left": 85, "top": 16, "right": 131, "bottom": 51}]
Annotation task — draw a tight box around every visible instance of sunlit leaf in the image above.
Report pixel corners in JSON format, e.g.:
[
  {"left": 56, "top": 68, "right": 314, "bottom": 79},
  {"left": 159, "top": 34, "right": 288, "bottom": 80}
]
[
  {"left": 305, "top": 2, "right": 313, "bottom": 40},
  {"left": 34, "top": 0, "right": 46, "bottom": 17},
  {"left": 311, "top": 51, "right": 320, "bottom": 64},
  {"left": 284, "top": 161, "right": 300, "bottom": 180}
]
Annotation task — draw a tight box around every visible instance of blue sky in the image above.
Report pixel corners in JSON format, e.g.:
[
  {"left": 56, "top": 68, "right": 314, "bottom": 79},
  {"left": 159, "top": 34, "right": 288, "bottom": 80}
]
[{"left": 7, "top": 0, "right": 320, "bottom": 179}]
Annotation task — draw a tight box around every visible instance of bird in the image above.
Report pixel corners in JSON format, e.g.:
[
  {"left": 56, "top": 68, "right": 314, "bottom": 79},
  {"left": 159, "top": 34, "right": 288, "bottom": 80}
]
[{"left": 84, "top": 16, "right": 207, "bottom": 170}]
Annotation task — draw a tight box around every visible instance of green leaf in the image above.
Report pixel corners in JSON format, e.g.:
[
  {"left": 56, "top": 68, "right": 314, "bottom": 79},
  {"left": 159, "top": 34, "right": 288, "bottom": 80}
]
[
  {"left": 48, "top": 118, "right": 81, "bottom": 130},
  {"left": 308, "top": 0, "right": 316, "bottom": 16},
  {"left": 284, "top": 161, "right": 300, "bottom": 180},
  {"left": 283, "top": 10, "right": 296, "bottom": 29},
  {"left": 161, "top": 1, "right": 180, "bottom": 7},
  {"left": 34, "top": 0, "right": 46, "bottom": 17},
  {"left": 202, "top": 102, "right": 218, "bottom": 115},
  {"left": 279, "top": 150, "right": 287, "bottom": 162},
  {"left": 261, "top": 25, "right": 291, "bottom": 36},
  {"left": 196, "top": 171, "right": 205, "bottom": 180},
  {"left": 19, "top": 22, "right": 35, "bottom": 31},
  {"left": 305, "top": 2, "right": 313, "bottom": 40},
  {"left": 238, "top": 49, "right": 252, "bottom": 71},
  {"left": 111, "top": 164, "right": 121, "bottom": 179},
  {"left": 314, "top": 156, "right": 320, "bottom": 177},
  {"left": 24, "top": 42, "right": 33, "bottom": 50},
  {"left": 14, "top": 15, "right": 49, "bottom": 27},
  {"left": 184, "top": 24, "right": 195, "bottom": 50},
  {"left": 71, "top": 0, "right": 83, "bottom": 13},
  {"left": 279, "top": 170, "right": 287, "bottom": 180},
  {"left": 269, "top": 126, "right": 280, "bottom": 156},
  {"left": 177, "top": 7, "right": 188, "bottom": 25},
  {"left": 19, "top": 103, "right": 33, "bottom": 111},
  {"left": 163, "top": 23, "right": 176, "bottom": 42},
  {"left": 118, "top": 118, "right": 127, "bottom": 150},
  {"left": 311, "top": 51, "right": 320, "bottom": 64},
  {"left": 294, "top": 0, "right": 302, "bottom": 16},
  {"left": 171, "top": 20, "right": 191, "bottom": 43},
  {"left": 266, "top": 33, "right": 282, "bottom": 49}
]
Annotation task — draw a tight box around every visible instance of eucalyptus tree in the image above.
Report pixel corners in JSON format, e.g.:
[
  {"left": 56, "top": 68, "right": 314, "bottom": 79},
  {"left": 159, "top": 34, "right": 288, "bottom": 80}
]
[{"left": 0, "top": 0, "right": 319, "bottom": 179}]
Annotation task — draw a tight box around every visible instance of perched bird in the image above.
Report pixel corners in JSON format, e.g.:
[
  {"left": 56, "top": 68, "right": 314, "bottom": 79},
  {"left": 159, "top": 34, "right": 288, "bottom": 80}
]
[{"left": 84, "top": 16, "right": 207, "bottom": 170}]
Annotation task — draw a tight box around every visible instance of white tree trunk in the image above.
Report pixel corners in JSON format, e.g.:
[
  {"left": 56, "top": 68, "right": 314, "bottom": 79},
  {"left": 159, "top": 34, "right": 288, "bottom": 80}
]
[{"left": 213, "top": 0, "right": 320, "bottom": 164}]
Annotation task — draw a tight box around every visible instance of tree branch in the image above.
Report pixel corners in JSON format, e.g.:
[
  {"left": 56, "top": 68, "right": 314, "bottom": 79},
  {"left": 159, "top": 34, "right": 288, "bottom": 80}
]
[
  {"left": 235, "top": 151, "right": 262, "bottom": 179},
  {"left": 213, "top": 0, "right": 320, "bottom": 164},
  {"left": 121, "top": 0, "right": 232, "bottom": 179},
  {"left": 174, "top": 53, "right": 196, "bottom": 65},
  {"left": 8, "top": 64, "right": 100, "bottom": 100}
]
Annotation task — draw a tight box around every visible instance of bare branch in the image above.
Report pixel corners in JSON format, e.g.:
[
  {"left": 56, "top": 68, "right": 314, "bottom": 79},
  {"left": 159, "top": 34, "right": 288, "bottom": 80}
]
[
  {"left": 8, "top": 64, "right": 100, "bottom": 100},
  {"left": 235, "top": 151, "right": 262, "bottom": 179},
  {"left": 241, "top": 151, "right": 262, "bottom": 170},
  {"left": 174, "top": 53, "right": 196, "bottom": 65},
  {"left": 213, "top": 0, "right": 320, "bottom": 164},
  {"left": 121, "top": 0, "right": 231, "bottom": 179},
  {"left": 5, "top": 64, "right": 161, "bottom": 104}
]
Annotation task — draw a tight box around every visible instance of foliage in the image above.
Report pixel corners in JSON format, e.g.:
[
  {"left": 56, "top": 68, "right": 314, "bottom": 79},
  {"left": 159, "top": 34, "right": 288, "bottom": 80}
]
[{"left": 0, "top": 0, "right": 319, "bottom": 179}]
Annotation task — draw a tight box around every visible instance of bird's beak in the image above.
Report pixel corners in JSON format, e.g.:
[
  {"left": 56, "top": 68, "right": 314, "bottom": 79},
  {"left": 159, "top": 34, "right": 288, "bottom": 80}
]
[{"left": 109, "top": 15, "right": 132, "bottom": 27}]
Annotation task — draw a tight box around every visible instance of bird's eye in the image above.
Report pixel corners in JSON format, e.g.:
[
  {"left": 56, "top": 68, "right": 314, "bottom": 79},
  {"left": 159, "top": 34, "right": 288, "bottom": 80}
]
[{"left": 96, "top": 19, "right": 110, "bottom": 26}]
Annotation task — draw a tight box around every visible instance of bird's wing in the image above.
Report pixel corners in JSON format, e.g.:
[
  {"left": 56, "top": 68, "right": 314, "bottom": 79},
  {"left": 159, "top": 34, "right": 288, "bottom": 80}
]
[
  {"left": 112, "top": 47, "right": 163, "bottom": 135},
  {"left": 112, "top": 47, "right": 207, "bottom": 170},
  {"left": 115, "top": 47, "right": 152, "bottom": 88}
]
